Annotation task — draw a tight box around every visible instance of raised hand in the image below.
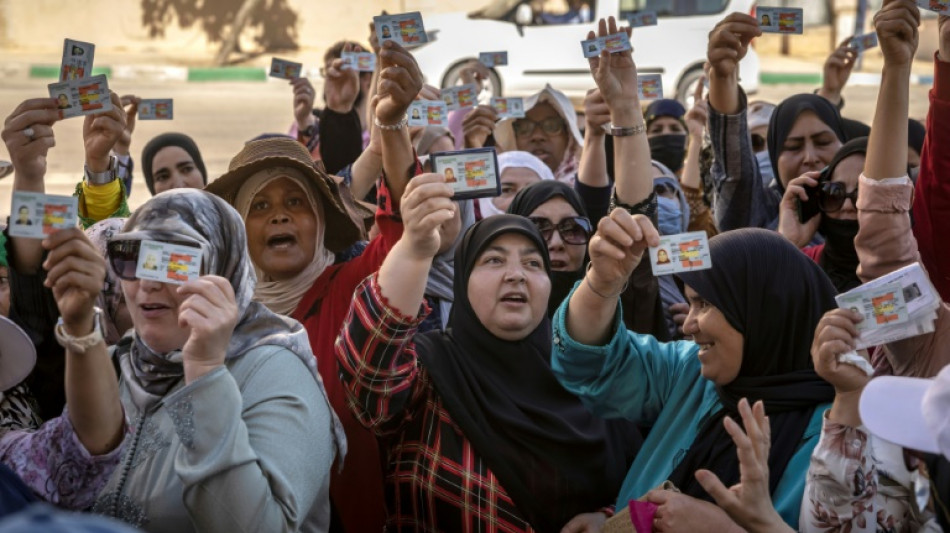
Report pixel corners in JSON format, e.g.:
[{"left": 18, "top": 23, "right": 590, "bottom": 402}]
[
  {"left": 83, "top": 91, "right": 127, "bottom": 172},
  {"left": 818, "top": 38, "right": 858, "bottom": 106},
  {"left": 874, "top": 0, "right": 920, "bottom": 68},
  {"left": 776, "top": 171, "right": 823, "bottom": 248},
  {"left": 292, "top": 77, "right": 317, "bottom": 130},
  {"left": 811, "top": 308, "right": 870, "bottom": 394},
  {"left": 376, "top": 41, "right": 424, "bottom": 125},
  {"left": 1, "top": 97, "right": 60, "bottom": 183},
  {"left": 458, "top": 59, "right": 492, "bottom": 89},
  {"left": 707, "top": 13, "right": 761, "bottom": 114},
  {"left": 324, "top": 43, "right": 362, "bottom": 114},
  {"left": 398, "top": 173, "right": 456, "bottom": 261},
  {"left": 42, "top": 227, "right": 106, "bottom": 336},
  {"left": 684, "top": 78, "right": 708, "bottom": 140},
  {"left": 586, "top": 209, "right": 660, "bottom": 299},
  {"left": 178, "top": 276, "right": 240, "bottom": 383},
  {"left": 583, "top": 88, "right": 610, "bottom": 137},
  {"left": 694, "top": 399, "right": 794, "bottom": 533},
  {"left": 587, "top": 17, "right": 638, "bottom": 118},
  {"left": 462, "top": 105, "right": 499, "bottom": 149},
  {"left": 114, "top": 94, "right": 141, "bottom": 156}
]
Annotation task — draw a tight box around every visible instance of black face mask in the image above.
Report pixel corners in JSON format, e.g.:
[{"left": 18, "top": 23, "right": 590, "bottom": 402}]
[{"left": 648, "top": 134, "right": 688, "bottom": 174}]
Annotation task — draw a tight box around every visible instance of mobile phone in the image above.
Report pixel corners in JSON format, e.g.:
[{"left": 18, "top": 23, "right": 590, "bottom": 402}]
[{"left": 796, "top": 182, "right": 821, "bottom": 224}]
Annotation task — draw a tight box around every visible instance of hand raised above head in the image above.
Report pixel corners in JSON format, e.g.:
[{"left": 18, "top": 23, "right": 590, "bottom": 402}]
[
  {"left": 706, "top": 13, "right": 761, "bottom": 80},
  {"left": 398, "top": 173, "right": 456, "bottom": 261},
  {"left": 83, "top": 91, "right": 127, "bottom": 172},
  {"left": 587, "top": 17, "right": 638, "bottom": 114},
  {"left": 42, "top": 227, "right": 106, "bottom": 336},
  {"left": 586, "top": 209, "right": 660, "bottom": 298},
  {"left": 874, "top": 0, "right": 920, "bottom": 67},
  {"left": 2, "top": 97, "right": 60, "bottom": 183},
  {"left": 376, "top": 41, "right": 424, "bottom": 125}
]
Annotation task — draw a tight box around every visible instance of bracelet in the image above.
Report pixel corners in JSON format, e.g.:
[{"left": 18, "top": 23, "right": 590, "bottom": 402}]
[
  {"left": 84, "top": 155, "right": 118, "bottom": 185},
  {"left": 54, "top": 307, "right": 104, "bottom": 354},
  {"left": 374, "top": 114, "right": 409, "bottom": 131},
  {"left": 607, "top": 122, "right": 646, "bottom": 137},
  {"left": 584, "top": 263, "right": 628, "bottom": 299}
]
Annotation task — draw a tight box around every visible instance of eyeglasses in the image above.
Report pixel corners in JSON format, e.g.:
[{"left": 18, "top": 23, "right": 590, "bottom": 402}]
[
  {"left": 512, "top": 117, "right": 566, "bottom": 138},
  {"left": 528, "top": 216, "right": 591, "bottom": 245},
  {"left": 106, "top": 239, "right": 204, "bottom": 282},
  {"left": 819, "top": 181, "right": 859, "bottom": 213}
]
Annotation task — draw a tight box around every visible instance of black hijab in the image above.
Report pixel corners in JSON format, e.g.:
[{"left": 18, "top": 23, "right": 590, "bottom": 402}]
[
  {"left": 141, "top": 133, "right": 207, "bottom": 195},
  {"left": 817, "top": 137, "right": 867, "bottom": 293},
  {"left": 909, "top": 118, "right": 926, "bottom": 156},
  {"left": 506, "top": 181, "right": 589, "bottom": 318},
  {"left": 415, "top": 215, "right": 640, "bottom": 532},
  {"left": 667, "top": 228, "right": 836, "bottom": 500},
  {"left": 767, "top": 94, "right": 847, "bottom": 192}
]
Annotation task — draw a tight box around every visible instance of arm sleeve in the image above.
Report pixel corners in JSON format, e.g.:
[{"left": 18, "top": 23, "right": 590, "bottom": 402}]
[
  {"left": 707, "top": 90, "right": 780, "bottom": 231},
  {"left": 574, "top": 180, "right": 612, "bottom": 228},
  {"left": 75, "top": 180, "right": 131, "bottom": 229},
  {"left": 336, "top": 274, "right": 432, "bottom": 436},
  {"left": 550, "top": 283, "right": 698, "bottom": 423},
  {"left": 913, "top": 54, "right": 950, "bottom": 301},
  {"left": 318, "top": 108, "right": 363, "bottom": 175},
  {"left": 165, "top": 348, "right": 334, "bottom": 533},
  {"left": 0, "top": 409, "right": 126, "bottom": 510}
]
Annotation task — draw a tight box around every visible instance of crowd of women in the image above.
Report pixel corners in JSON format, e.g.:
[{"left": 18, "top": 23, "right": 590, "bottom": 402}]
[{"left": 0, "top": 0, "right": 947, "bottom": 531}]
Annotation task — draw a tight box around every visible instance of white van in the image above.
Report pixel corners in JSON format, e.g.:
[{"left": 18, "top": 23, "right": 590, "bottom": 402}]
[{"left": 412, "top": 0, "right": 760, "bottom": 104}]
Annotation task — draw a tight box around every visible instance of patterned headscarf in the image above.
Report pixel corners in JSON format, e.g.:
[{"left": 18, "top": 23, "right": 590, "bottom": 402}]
[
  {"left": 85, "top": 218, "right": 128, "bottom": 344},
  {"left": 113, "top": 189, "right": 346, "bottom": 458}
]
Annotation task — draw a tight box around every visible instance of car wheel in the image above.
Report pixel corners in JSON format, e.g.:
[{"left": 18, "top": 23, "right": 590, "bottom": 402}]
[
  {"left": 676, "top": 67, "right": 705, "bottom": 108},
  {"left": 442, "top": 60, "right": 502, "bottom": 103}
]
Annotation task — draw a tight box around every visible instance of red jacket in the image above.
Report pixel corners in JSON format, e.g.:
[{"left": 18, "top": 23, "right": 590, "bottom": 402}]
[
  {"left": 914, "top": 54, "right": 950, "bottom": 301},
  {"left": 292, "top": 176, "right": 407, "bottom": 533}
]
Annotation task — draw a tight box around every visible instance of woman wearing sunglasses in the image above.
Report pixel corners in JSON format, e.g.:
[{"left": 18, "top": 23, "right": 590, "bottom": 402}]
[
  {"left": 778, "top": 137, "right": 867, "bottom": 292},
  {"left": 93, "top": 189, "right": 342, "bottom": 531}
]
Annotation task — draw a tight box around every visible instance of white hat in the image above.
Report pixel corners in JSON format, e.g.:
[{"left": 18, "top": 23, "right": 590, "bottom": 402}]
[
  {"left": 0, "top": 315, "right": 36, "bottom": 392},
  {"left": 860, "top": 365, "right": 950, "bottom": 459}
]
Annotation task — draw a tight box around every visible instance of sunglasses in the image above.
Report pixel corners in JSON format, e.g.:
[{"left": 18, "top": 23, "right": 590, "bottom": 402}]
[
  {"left": 107, "top": 239, "right": 204, "bottom": 282},
  {"left": 819, "top": 181, "right": 859, "bottom": 214},
  {"left": 512, "top": 117, "right": 566, "bottom": 138},
  {"left": 528, "top": 216, "right": 592, "bottom": 245}
]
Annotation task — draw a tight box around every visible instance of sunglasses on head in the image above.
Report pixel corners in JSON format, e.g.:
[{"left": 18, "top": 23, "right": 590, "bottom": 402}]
[
  {"left": 528, "top": 216, "right": 591, "bottom": 245},
  {"left": 819, "top": 181, "right": 859, "bottom": 214},
  {"left": 106, "top": 239, "right": 204, "bottom": 282},
  {"left": 512, "top": 117, "right": 566, "bottom": 137}
]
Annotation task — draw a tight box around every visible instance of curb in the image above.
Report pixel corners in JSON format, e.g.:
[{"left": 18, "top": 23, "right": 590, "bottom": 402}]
[{"left": 21, "top": 62, "right": 935, "bottom": 86}]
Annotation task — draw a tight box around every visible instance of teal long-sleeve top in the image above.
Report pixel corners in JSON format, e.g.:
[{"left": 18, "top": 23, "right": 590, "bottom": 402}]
[{"left": 550, "top": 286, "right": 828, "bottom": 530}]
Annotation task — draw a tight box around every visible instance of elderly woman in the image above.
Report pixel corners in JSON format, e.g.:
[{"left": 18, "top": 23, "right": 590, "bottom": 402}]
[
  {"left": 336, "top": 172, "right": 640, "bottom": 531},
  {"left": 553, "top": 217, "right": 836, "bottom": 530},
  {"left": 204, "top": 39, "right": 423, "bottom": 533}
]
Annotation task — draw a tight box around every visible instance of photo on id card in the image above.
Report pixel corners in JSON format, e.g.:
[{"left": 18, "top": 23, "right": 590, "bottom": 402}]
[
  {"left": 48, "top": 74, "right": 112, "bottom": 119},
  {"left": 8, "top": 191, "right": 78, "bottom": 239},
  {"left": 430, "top": 148, "right": 501, "bottom": 200},
  {"left": 757, "top": 7, "right": 804, "bottom": 34},
  {"left": 269, "top": 58, "right": 302, "bottom": 79},
  {"left": 649, "top": 231, "right": 712, "bottom": 276},
  {"left": 138, "top": 99, "right": 173, "bottom": 120},
  {"left": 61, "top": 39, "right": 95, "bottom": 81},
  {"left": 135, "top": 240, "right": 203, "bottom": 285},
  {"left": 374, "top": 12, "right": 428, "bottom": 47}
]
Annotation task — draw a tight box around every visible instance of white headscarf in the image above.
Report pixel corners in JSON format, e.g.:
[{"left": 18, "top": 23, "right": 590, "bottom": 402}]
[
  {"left": 233, "top": 167, "right": 336, "bottom": 316},
  {"left": 478, "top": 151, "right": 555, "bottom": 219}
]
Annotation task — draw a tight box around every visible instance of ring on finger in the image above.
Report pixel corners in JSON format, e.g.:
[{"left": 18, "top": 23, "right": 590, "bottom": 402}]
[{"left": 22, "top": 127, "right": 35, "bottom": 141}]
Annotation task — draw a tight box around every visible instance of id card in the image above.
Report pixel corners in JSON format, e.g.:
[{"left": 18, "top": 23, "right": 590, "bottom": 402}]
[
  {"left": 61, "top": 39, "right": 95, "bottom": 81},
  {"left": 836, "top": 282, "right": 910, "bottom": 332},
  {"left": 430, "top": 148, "right": 501, "bottom": 200},
  {"left": 342, "top": 51, "right": 376, "bottom": 72},
  {"left": 581, "top": 32, "right": 633, "bottom": 58},
  {"left": 135, "top": 240, "right": 203, "bottom": 285},
  {"left": 374, "top": 12, "right": 428, "bottom": 47},
  {"left": 637, "top": 74, "right": 664, "bottom": 100},
  {"left": 441, "top": 83, "right": 479, "bottom": 111},
  {"left": 918, "top": 0, "right": 950, "bottom": 13},
  {"left": 850, "top": 32, "right": 878, "bottom": 53},
  {"left": 757, "top": 7, "right": 804, "bottom": 34},
  {"left": 269, "top": 58, "right": 302, "bottom": 79},
  {"left": 490, "top": 97, "right": 525, "bottom": 118},
  {"left": 138, "top": 99, "right": 173, "bottom": 120},
  {"left": 627, "top": 11, "right": 658, "bottom": 28},
  {"left": 479, "top": 51, "right": 508, "bottom": 67},
  {"left": 649, "top": 231, "right": 712, "bottom": 276},
  {"left": 8, "top": 191, "right": 78, "bottom": 239},
  {"left": 408, "top": 100, "right": 448, "bottom": 127},
  {"left": 48, "top": 74, "right": 113, "bottom": 119}
]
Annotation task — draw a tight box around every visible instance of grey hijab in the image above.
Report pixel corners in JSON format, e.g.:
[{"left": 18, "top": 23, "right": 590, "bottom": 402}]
[{"left": 114, "top": 189, "right": 346, "bottom": 459}]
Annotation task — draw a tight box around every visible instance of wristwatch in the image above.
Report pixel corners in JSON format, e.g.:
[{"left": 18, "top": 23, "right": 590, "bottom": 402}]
[
  {"left": 608, "top": 123, "right": 646, "bottom": 137},
  {"left": 55, "top": 307, "right": 104, "bottom": 354},
  {"left": 84, "top": 155, "right": 118, "bottom": 185}
]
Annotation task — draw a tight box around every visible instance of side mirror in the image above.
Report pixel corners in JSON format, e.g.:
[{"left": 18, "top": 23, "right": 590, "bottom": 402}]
[{"left": 514, "top": 3, "right": 533, "bottom": 25}]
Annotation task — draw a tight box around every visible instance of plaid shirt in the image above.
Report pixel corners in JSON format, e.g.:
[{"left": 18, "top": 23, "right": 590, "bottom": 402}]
[{"left": 336, "top": 274, "right": 536, "bottom": 533}]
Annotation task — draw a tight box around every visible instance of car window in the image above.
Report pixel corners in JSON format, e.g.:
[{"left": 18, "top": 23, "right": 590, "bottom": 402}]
[{"left": 619, "top": 0, "right": 728, "bottom": 18}]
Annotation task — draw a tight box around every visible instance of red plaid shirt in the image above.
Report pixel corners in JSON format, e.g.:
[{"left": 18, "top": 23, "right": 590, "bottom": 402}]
[{"left": 336, "top": 274, "right": 537, "bottom": 533}]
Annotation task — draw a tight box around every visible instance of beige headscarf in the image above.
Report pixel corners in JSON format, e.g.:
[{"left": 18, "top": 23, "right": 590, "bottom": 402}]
[{"left": 234, "top": 167, "right": 336, "bottom": 316}]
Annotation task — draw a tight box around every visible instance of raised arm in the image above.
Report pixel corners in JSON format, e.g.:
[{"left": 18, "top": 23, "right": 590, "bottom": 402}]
[
  {"left": 816, "top": 38, "right": 858, "bottom": 108},
  {"left": 376, "top": 41, "right": 424, "bottom": 207},
  {"left": 78, "top": 92, "right": 130, "bottom": 227}
]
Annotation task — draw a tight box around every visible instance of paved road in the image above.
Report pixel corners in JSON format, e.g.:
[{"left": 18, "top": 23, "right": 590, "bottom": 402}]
[{"left": 0, "top": 78, "right": 932, "bottom": 215}]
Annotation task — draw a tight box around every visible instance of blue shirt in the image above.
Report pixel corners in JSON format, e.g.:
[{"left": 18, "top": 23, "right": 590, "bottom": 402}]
[{"left": 550, "top": 285, "right": 827, "bottom": 529}]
